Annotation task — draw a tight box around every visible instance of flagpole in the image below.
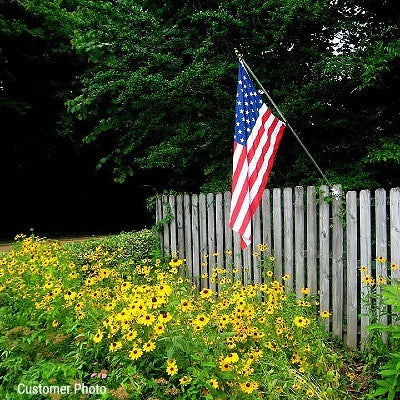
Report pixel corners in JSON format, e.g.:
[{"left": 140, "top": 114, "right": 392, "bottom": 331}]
[{"left": 235, "top": 49, "right": 332, "bottom": 189}]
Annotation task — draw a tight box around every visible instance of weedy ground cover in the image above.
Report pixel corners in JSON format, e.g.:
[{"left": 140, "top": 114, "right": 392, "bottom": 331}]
[{"left": 0, "top": 233, "right": 371, "bottom": 399}]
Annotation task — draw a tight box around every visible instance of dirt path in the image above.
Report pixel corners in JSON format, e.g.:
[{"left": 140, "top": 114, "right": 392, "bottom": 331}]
[{"left": 0, "top": 235, "right": 104, "bottom": 253}]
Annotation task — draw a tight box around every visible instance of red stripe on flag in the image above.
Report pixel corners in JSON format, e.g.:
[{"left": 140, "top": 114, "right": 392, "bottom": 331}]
[
  {"left": 229, "top": 146, "right": 249, "bottom": 230},
  {"left": 248, "top": 118, "right": 279, "bottom": 187},
  {"left": 231, "top": 114, "right": 275, "bottom": 230},
  {"left": 246, "top": 109, "right": 271, "bottom": 163},
  {"left": 230, "top": 179, "right": 251, "bottom": 233},
  {"left": 231, "top": 143, "right": 247, "bottom": 195},
  {"left": 240, "top": 237, "right": 249, "bottom": 249},
  {"left": 250, "top": 124, "right": 285, "bottom": 211},
  {"left": 234, "top": 118, "right": 280, "bottom": 232},
  {"left": 233, "top": 122, "right": 285, "bottom": 242}
]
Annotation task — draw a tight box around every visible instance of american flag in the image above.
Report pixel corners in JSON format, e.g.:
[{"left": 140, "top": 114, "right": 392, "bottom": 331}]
[{"left": 229, "top": 62, "right": 285, "bottom": 248}]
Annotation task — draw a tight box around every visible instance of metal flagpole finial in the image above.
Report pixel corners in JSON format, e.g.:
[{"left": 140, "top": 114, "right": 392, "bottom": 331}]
[{"left": 234, "top": 48, "right": 243, "bottom": 61}]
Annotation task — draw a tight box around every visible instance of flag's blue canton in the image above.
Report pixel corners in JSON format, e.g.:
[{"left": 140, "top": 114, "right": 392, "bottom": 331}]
[{"left": 234, "top": 63, "right": 264, "bottom": 146}]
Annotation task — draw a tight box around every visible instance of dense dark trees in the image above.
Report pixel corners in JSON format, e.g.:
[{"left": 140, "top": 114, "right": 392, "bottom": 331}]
[{"left": 0, "top": 0, "right": 399, "bottom": 237}]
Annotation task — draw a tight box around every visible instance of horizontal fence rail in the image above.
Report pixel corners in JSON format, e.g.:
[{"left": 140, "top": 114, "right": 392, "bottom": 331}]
[{"left": 155, "top": 186, "right": 400, "bottom": 348}]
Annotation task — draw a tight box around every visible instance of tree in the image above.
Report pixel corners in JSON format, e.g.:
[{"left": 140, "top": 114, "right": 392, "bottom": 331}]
[
  {"left": 3, "top": 0, "right": 400, "bottom": 194},
  {"left": 66, "top": 0, "right": 349, "bottom": 191}
]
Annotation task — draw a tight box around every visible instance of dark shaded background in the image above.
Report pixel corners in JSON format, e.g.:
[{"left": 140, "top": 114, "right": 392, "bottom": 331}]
[
  {"left": 0, "top": 1, "right": 161, "bottom": 242},
  {"left": 1, "top": 0, "right": 400, "bottom": 241},
  {"left": 0, "top": 134, "right": 155, "bottom": 241}
]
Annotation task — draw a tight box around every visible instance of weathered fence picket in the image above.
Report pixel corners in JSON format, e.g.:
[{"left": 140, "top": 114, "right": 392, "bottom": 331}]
[
  {"left": 283, "top": 187, "right": 293, "bottom": 290},
  {"left": 346, "top": 191, "right": 358, "bottom": 349},
  {"left": 294, "top": 186, "right": 304, "bottom": 296},
  {"left": 223, "top": 192, "right": 233, "bottom": 275},
  {"left": 252, "top": 205, "right": 262, "bottom": 283},
  {"left": 162, "top": 195, "right": 170, "bottom": 255},
  {"left": 319, "top": 185, "right": 330, "bottom": 330},
  {"left": 169, "top": 195, "right": 177, "bottom": 255},
  {"left": 375, "top": 189, "right": 388, "bottom": 341},
  {"left": 191, "top": 194, "right": 200, "bottom": 287},
  {"left": 176, "top": 195, "right": 184, "bottom": 259},
  {"left": 261, "top": 190, "right": 272, "bottom": 256},
  {"left": 360, "top": 190, "right": 371, "bottom": 347},
  {"left": 332, "top": 184, "right": 343, "bottom": 339},
  {"left": 199, "top": 194, "right": 207, "bottom": 288},
  {"left": 183, "top": 194, "right": 192, "bottom": 277},
  {"left": 306, "top": 187, "right": 317, "bottom": 295},
  {"left": 273, "top": 188, "right": 283, "bottom": 279},
  {"left": 215, "top": 193, "right": 224, "bottom": 269},
  {"left": 207, "top": 193, "right": 216, "bottom": 291},
  {"left": 155, "top": 185, "right": 400, "bottom": 348},
  {"left": 390, "top": 188, "right": 400, "bottom": 281}
]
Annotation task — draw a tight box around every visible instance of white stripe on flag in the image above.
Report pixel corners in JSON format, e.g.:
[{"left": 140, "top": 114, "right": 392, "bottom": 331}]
[{"left": 249, "top": 121, "right": 283, "bottom": 200}]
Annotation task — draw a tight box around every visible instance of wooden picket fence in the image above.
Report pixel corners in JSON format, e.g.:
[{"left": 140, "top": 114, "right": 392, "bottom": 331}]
[{"left": 155, "top": 186, "right": 400, "bottom": 348}]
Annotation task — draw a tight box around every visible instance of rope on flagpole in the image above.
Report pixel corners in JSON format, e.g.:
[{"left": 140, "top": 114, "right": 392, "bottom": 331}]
[{"left": 234, "top": 49, "right": 333, "bottom": 189}]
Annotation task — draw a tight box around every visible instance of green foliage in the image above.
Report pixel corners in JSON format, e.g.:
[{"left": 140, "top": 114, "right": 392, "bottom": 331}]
[
  {"left": 61, "top": 0, "right": 400, "bottom": 191},
  {"left": 364, "top": 278, "right": 400, "bottom": 399},
  {"left": 2, "top": 0, "right": 400, "bottom": 192},
  {"left": 366, "top": 135, "right": 400, "bottom": 164},
  {"left": 0, "top": 236, "right": 365, "bottom": 399},
  {"left": 65, "top": 229, "right": 158, "bottom": 271}
]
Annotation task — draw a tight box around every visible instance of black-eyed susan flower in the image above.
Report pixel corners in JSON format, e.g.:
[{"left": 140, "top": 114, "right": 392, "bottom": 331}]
[
  {"left": 166, "top": 359, "right": 178, "bottom": 376},
  {"left": 306, "top": 389, "right": 315, "bottom": 397},
  {"left": 179, "top": 376, "right": 192, "bottom": 386},
  {"left": 179, "top": 299, "right": 191, "bottom": 312},
  {"left": 258, "top": 243, "right": 268, "bottom": 252},
  {"left": 154, "top": 324, "right": 165, "bottom": 336},
  {"left": 143, "top": 340, "right": 156, "bottom": 352},
  {"left": 193, "top": 314, "right": 209, "bottom": 329},
  {"left": 219, "top": 360, "right": 233, "bottom": 371},
  {"left": 200, "top": 288, "right": 213, "bottom": 299},
  {"left": 377, "top": 276, "right": 386, "bottom": 285},
  {"left": 362, "top": 274, "right": 375, "bottom": 286},
  {"left": 224, "top": 352, "right": 239, "bottom": 364},
  {"left": 125, "top": 330, "right": 138, "bottom": 341},
  {"left": 359, "top": 265, "right": 368, "bottom": 273},
  {"left": 294, "top": 316, "right": 310, "bottom": 328},
  {"left": 301, "top": 287, "right": 310, "bottom": 295},
  {"left": 240, "top": 381, "right": 258, "bottom": 394},
  {"left": 129, "top": 347, "right": 143, "bottom": 360},
  {"left": 169, "top": 258, "right": 183, "bottom": 268},
  {"left": 320, "top": 310, "right": 331, "bottom": 319},
  {"left": 376, "top": 256, "right": 387, "bottom": 263},
  {"left": 158, "top": 311, "right": 172, "bottom": 323},
  {"left": 391, "top": 262, "right": 398, "bottom": 270},
  {"left": 109, "top": 341, "right": 122, "bottom": 352},
  {"left": 208, "top": 378, "right": 218, "bottom": 389},
  {"left": 93, "top": 329, "right": 103, "bottom": 343},
  {"left": 138, "top": 313, "right": 155, "bottom": 326}
]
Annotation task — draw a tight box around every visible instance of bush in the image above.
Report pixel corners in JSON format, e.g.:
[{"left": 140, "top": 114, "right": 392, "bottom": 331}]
[
  {"left": 64, "top": 229, "right": 159, "bottom": 272},
  {"left": 0, "top": 236, "right": 360, "bottom": 399},
  {"left": 362, "top": 260, "right": 400, "bottom": 400}
]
